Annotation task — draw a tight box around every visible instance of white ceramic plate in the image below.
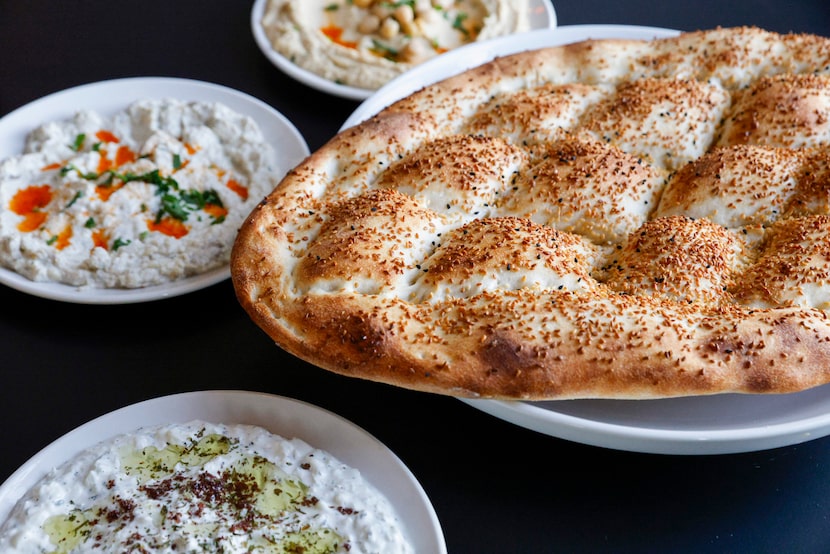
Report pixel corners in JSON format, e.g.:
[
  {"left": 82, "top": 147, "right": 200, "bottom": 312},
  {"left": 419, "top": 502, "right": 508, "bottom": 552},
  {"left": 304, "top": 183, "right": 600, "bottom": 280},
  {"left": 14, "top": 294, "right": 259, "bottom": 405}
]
[
  {"left": 339, "top": 24, "right": 830, "bottom": 455},
  {"left": 0, "top": 390, "right": 446, "bottom": 552},
  {"left": 251, "top": 0, "right": 558, "bottom": 101},
  {"left": 0, "top": 77, "right": 310, "bottom": 304}
]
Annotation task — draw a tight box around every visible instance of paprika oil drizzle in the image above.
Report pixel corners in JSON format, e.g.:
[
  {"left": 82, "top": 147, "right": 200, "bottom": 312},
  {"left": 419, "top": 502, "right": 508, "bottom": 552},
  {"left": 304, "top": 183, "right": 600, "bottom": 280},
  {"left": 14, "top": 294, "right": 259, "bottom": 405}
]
[
  {"left": 10, "top": 184, "right": 52, "bottom": 232},
  {"left": 320, "top": 25, "right": 358, "bottom": 49},
  {"left": 95, "top": 130, "right": 119, "bottom": 144},
  {"left": 96, "top": 182, "right": 124, "bottom": 202},
  {"left": 54, "top": 225, "right": 72, "bottom": 250},
  {"left": 115, "top": 145, "right": 136, "bottom": 166},
  {"left": 97, "top": 145, "right": 137, "bottom": 179},
  {"left": 204, "top": 203, "right": 228, "bottom": 220},
  {"left": 226, "top": 178, "right": 249, "bottom": 200},
  {"left": 97, "top": 150, "right": 114, "bottom": 174},
  {"left": 147, "top": 217, "right": 189, "bottom": 238},
  {"left": 92, "top": 228, "right": 109, "bottom": 250}
]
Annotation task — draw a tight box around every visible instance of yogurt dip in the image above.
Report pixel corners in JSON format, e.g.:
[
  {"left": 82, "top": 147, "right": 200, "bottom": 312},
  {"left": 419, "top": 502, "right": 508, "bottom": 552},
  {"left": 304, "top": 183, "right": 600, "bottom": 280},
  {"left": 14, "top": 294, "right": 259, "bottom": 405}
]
[
  {"left": 262, "top": 0, "right": 530, "bottom": 90},
  {"left": 0, "top": 421, "right": 413, "bottom": 553},
  {"left": 0, "top": 99, "right": 280, "bottom": 288}
]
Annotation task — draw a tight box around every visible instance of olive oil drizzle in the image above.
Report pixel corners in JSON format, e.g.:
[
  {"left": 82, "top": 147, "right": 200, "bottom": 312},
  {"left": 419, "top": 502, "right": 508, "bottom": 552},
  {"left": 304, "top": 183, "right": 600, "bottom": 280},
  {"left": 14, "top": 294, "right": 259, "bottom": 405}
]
[{"left": 43, "top": 431, "right": 349, "bottom": 553}]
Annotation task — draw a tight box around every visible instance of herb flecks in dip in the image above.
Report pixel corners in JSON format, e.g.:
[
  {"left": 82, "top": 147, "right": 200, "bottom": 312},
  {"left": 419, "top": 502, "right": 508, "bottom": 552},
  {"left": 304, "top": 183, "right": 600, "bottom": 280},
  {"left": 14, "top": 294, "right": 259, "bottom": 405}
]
[
  {"left": 262, "top": 0, "right": 530, "bottom": 90},
  {"left": 0, "top": 99, "right": 279, "bottom": 288},
  {"left": 0, "top": 422, "right": 412, "bottom": 553}
]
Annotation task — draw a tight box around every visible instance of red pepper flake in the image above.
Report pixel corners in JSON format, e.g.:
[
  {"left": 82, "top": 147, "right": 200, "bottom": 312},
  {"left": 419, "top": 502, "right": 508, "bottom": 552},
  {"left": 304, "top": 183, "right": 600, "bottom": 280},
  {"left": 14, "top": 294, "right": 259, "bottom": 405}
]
[{"left": 101, "top": 496, "right": 136, "bottom": 523}]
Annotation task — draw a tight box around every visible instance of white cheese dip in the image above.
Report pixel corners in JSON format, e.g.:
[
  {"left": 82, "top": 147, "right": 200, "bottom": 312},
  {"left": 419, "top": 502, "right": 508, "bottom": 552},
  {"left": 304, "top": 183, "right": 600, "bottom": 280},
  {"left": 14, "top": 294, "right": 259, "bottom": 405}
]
[
  {"left": 0, "top": 99, "right": 280, "bottom": 288},
  {"left": 0, "top": 421, "right": 413, "bottom": 553}
]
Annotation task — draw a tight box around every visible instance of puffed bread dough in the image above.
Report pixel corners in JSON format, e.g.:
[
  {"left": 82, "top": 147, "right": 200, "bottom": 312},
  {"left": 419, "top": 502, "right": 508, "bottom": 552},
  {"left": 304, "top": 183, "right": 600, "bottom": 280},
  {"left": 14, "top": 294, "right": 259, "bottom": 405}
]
[{"left": 233, "top": 27, "right": 830, "bottom": 399}]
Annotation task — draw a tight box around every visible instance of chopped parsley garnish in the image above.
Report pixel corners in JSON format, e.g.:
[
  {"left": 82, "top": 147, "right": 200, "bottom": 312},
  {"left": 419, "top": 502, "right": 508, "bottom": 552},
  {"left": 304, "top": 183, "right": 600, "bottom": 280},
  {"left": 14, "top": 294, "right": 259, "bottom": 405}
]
[
  {"left": 66, "top": 191, "right": 82, "bottom": 208},
  {"left": 70, "top": 133, "right": 85, "bottom": 152},
  {"left": 452, "top": 13, "right": 469, "bottom": 36},
  {"left": 159, "top": 193, "right": 190, "bottom": 221},
  {"left": 324, "top": 3, "right": 339, "bottom": 10},
  {"left": 57, "top": 166, "right": 226, "bottom": 225},
  {"left": 112, "top": 238, "right": 131, "bottom": 251},
  {"left": 172, "top": 153, "right": 183, "bottom": 170},
  {"left": 60, "top": 164, "right": 98, "bottom": 180},
  {"left": 157, "top": 188, "right": 224, "bottom": 223},
  {"left": 84, "top": 217, "right": 96, "bottom": 229},
  {"left": 46, "top": 236, "right": 58, "bottom": 245},
  {"left": 118, "top": 169, "right": 178, "bottom": 193},
  {"left": 371, "top": 39, "right": 399, "bottom": 61}
]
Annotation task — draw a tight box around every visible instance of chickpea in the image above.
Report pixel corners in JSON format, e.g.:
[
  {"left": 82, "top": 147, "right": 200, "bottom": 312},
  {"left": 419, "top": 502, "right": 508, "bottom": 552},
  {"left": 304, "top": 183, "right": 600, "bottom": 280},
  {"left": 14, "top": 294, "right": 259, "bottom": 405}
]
[
  {"left": 357, "top": 14, "right": 381, "bottom": 35},
  {"left": 379, "top": 16, "right": 400, "bottom": 39},
  {"left": 400, "top": 37, "right": 434, "bottom": 63},
  {"left": 400, "top": 20, "right": 419, "bottom": 36},
  {"left": 371, "top": 4, "right": 393, "bottom": 19},
  {"left": 393, "top": 4, "right": 415, "bottom": 25},
  {"left": 352, "top": 0, "right": 372, "bottom": 7},
  {"left": 416, "top": 6, "right": 441, "bottom": 26},
  {"left": 414, "top": 0, "right": 432, "bottom": 13}
]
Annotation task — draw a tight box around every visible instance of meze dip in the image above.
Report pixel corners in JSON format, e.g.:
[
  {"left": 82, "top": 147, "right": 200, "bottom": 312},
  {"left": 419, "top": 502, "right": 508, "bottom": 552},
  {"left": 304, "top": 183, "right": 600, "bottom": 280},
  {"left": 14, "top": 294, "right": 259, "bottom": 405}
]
[
  {"left": 0, "top": 421, "right": 413, "bottom": 553},
  {"left": 0, "top": 98, "right": 280, "bottom": 288}
]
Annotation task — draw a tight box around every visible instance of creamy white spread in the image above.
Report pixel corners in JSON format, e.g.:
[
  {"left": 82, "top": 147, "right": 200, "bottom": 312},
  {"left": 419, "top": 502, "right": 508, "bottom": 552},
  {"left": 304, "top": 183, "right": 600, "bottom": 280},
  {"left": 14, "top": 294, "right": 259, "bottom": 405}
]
[
  {"left": 0, "top": 421, "right": 413, "bottom": 553},
  {"left": 262, "top": 0, "right": 530, "bottom": 90},
  {"left": 0, "top": 99, "right": 279, "bottom": 288}
]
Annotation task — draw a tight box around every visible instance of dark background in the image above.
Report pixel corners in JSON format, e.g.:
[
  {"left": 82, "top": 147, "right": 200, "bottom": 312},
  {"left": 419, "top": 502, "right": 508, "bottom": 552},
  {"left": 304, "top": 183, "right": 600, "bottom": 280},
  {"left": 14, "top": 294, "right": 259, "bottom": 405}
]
[{"left": 1, "top": 1, "right": 830, "bottom": 552}]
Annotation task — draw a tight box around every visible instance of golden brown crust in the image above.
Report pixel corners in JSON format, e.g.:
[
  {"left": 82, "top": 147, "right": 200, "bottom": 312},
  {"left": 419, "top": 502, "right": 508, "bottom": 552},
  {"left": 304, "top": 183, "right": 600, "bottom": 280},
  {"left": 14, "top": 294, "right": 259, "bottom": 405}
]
[{"left": 232, "top": 26, "right": 830, "bottom": 399}]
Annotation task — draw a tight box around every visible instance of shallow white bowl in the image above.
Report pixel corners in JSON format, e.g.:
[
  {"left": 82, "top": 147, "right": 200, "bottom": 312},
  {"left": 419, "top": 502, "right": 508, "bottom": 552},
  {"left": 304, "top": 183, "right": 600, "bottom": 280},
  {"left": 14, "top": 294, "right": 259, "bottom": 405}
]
[
  {"left": 0, "top": 390, "right": 446, "bottom": 552},
  {"left": 251, "top": 0, "right": 558, "bottom": 100},
  {"left": 0, "top": 77, "right": 310, "bottom": 304}
]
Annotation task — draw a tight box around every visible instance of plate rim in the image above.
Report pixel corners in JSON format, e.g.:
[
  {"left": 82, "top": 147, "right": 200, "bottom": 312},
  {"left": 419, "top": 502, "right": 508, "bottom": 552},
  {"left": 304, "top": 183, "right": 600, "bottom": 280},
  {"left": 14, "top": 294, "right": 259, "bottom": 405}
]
[
  {"left": 0, "top": 76, "right": 310, "bottom": 304},
  {"left": 250, "top": 0, "right": 558, "bottom": 101},
  {"left": 461, "top": 395, "right": 830, "bottom": 455},
  {"left": 0, "top": 390, "right": 446, "bottom": 552},
  {"left": 339, "top": 23, "right": 830, "bottom": 455}
]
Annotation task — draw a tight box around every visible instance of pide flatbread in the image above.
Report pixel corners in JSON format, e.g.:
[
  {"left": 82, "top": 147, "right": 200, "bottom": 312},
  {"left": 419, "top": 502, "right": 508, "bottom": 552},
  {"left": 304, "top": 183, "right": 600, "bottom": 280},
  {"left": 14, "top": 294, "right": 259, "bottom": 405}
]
[{"left": 232, "top": 27, "right": 830, "bottom": 400}]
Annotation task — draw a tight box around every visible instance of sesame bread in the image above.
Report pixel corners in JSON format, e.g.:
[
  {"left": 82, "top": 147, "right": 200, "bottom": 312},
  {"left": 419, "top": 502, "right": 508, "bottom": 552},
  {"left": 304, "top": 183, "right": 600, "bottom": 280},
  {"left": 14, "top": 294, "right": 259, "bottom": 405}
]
[{"left": 232, "top": 27, "right": 830, "bottom": 399}]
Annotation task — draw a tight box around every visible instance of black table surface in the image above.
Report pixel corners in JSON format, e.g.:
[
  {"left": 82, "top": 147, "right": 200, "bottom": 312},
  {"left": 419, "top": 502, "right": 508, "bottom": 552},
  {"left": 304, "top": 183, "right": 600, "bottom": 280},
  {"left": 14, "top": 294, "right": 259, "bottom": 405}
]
[{"left": 2, "top": 1, "right": 830, "bottom": 552}]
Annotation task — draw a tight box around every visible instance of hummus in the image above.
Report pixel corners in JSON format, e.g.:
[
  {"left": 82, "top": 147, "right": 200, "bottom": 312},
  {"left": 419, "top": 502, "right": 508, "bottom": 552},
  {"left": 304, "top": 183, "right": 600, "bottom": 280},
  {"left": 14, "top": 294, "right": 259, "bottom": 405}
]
[
  {"left": 0, "top": 421, "right": 413, "bottom": 553},
  {"left": 0, "top": 99, "right": 279, "bottom": 288},
  {"left": 262, "top": 0, "right": 530, "bottom": 90}
]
